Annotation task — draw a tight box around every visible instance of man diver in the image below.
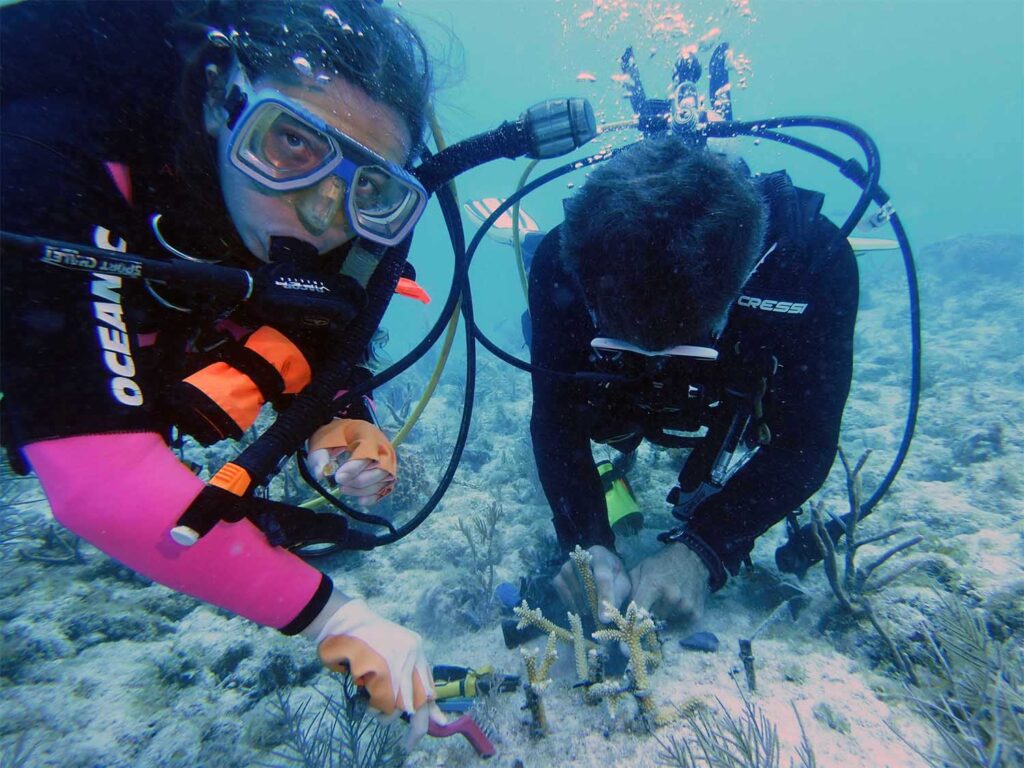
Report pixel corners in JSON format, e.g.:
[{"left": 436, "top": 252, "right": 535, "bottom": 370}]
[{"left": 526, "top": 134, "right": 858, "bottom": 623}]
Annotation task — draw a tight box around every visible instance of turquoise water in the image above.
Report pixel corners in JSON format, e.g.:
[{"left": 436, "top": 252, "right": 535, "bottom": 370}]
[{"left": 383, "top": 0, "right": 1024, "bottom": 350}]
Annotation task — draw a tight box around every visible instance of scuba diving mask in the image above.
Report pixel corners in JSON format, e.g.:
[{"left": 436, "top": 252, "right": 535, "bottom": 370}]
[{"left": 225, "top": 80, "right": 428, "bottom": 246}]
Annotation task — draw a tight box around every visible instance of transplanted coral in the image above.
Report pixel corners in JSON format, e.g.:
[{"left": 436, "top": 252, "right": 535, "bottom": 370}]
[
  {"left": 512, "top": 546, "right": 665, "bottom": 732},
  {"left": 521, "top": 631, "right": 559, "bottom": 738},
  {"left": 592, "top": 601, "right": 661, "bottom": 715}
]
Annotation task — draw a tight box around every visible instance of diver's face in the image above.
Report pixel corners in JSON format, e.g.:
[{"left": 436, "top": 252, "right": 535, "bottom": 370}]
[{"left": 208, "top": 68, "right": 413, "bottom": 263}]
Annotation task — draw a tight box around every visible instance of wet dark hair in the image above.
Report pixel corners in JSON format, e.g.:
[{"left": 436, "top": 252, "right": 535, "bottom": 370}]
[
  {"left": 172, "top": 1, "right": 434, "bottom": 213},
  {"left": 561, "top": 136, "right": 767, "bottom": 350}
]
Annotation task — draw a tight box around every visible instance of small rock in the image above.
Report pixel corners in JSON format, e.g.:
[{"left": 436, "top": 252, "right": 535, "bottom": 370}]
[{"left": 679, "top": 631, "right": 719, "bottom": 653}]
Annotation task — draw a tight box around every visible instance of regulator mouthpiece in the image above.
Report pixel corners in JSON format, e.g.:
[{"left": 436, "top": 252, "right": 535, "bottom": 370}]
[{"left": 520, "top": 98, "right": 597, "bottom": 159}]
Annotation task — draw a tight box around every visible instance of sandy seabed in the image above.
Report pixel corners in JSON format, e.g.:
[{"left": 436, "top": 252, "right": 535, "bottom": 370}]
[{"left": 1, "top": 234, "right": 1021, "bottom": 767}]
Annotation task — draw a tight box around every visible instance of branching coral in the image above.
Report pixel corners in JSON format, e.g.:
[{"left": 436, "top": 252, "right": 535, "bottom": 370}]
[
  {"left": 512, "top": 547, "right": 664, "bottom": 732},
  {"left": 593, "top": 601, "right": 661, "bottom": 714},
  {"left": 810, "top": 448, "right": 920, "bottom": 681},
  {"left": 521, "top": 632, "right": 559, "bottom": 738},
  {"left": 513, "top": 601, "right": 574, "bottom": 645},
  {"left": 570, "top": 545, "right": 601, "bottom": 621}
]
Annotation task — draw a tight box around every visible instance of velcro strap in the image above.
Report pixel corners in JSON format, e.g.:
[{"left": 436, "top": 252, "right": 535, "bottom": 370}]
[{"left": 207, "top": 343, "right": 286, "bottom": 402}]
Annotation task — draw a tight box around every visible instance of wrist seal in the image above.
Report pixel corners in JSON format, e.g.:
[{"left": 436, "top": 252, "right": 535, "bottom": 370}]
[{"left": 657, "top": 528, "right": 728, "bottom": 592}]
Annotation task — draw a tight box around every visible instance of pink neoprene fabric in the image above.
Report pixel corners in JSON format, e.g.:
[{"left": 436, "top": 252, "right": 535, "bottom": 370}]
[{"left": 25, "top": 432, "right": 323, "bottom": 629}]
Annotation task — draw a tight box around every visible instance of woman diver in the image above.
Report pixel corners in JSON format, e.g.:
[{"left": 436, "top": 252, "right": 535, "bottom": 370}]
[{"left": 0, "top": 0, "right": 444, "bottom": 746}]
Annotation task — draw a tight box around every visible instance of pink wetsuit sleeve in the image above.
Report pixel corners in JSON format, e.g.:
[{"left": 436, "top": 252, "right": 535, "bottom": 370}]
[{"left": 24, "top": 432, "right": 325, "bottom": 630}]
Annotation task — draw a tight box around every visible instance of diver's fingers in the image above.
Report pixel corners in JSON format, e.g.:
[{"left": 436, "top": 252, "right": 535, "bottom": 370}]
[
  {"left": 333, "top": 458, "right": 372, "bottom": 485},
  {"left": 553, "top": 561, "right": 581, "bottom": 614},
  {"left": 338, "top": 467, "right": 390, "bottom": 490},
  {"left": 307, "top": 448, "right": 332, "bottom": 479},
  {"left": 396, "top": 653, "right": 417, "bottom": 719},
  {"left": 612, "top": 568, "right": 633, "bottom": 619},
  {"left": 338, "top": 478, "right": 389, "bottom": 497},
  {"left": 590, "top": 549, "right": 630, "bottom": 622},
  {"left": 629, "top": 561, "right": 664, "bottom": 614},
  {"left": 591, "top": 562, "right": 623, "bottom": 622},
  {"left": 428, "top": 701, "right": 447, "bottom": 726}
]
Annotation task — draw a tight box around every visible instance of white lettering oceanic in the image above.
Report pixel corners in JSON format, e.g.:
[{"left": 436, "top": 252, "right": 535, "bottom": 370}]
[{"left": 92, "top": 226, "right": 142, "bottom": 406}]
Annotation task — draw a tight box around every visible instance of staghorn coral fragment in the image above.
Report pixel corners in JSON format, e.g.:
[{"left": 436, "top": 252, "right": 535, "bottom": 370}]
[
  {"left": 513, "top": 600, "right": 573, "bottom": 643},
  {"left": 521, "top": 632, "right": 559, "bottom": 738},
  {"left": 568, "top": 612, "right": 589, "bottom": 681},
  {"left": 569, "top": 544, "right": 600, "bottom": 620},
  {"left": 592, "top": 601, "right": 660, "bottom": 712}
]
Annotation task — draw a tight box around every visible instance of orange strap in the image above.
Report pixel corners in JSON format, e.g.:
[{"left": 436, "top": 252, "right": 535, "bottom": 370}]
[
  {"left": 246, "top": 326, "right": 313, "bottom": 394},
  {"left": 183, "top": 326, "right": 312, "bottom": 434},
  {"left": 307, "top": 419, "right": 397, "bottom": 477},
  {"left": 319, "top": 635, "right": 431, "bottom": 715}
]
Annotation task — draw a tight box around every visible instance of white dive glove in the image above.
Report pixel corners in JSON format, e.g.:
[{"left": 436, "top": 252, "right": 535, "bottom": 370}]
[{"left": 315, "top": 599, "right": 443, "bottom": 750}]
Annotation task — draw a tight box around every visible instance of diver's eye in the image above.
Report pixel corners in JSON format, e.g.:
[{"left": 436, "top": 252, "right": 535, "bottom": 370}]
[
  {"left": 355, "top": 173, "right": 384, "bottom": 198},
  {"left": 258, "top": 113, "right": 332, "bottom": 172}
]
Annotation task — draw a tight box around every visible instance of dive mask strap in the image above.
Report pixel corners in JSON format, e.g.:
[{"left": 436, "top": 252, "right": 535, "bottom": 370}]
[{"left": 591, "top": 337, "right": 719, "bottom": 361}]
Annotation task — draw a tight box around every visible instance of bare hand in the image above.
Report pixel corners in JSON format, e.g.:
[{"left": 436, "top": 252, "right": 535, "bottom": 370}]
[{"left": 629, "top": 543, "right": 710, "bottom": 623}]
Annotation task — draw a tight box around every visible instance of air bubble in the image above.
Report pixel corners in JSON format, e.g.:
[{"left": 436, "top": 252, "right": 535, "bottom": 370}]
[
  {"left": 292, "top": 55, "right": 314, "bottom": 78},
  {"left": 207, "top": 29, "right": 231, "bottom": 48}
]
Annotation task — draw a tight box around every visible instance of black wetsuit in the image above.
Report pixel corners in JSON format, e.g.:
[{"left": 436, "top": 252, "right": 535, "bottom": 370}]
[
  {"left": 0, "top": 2, "right": 379, "bottom": 634},
  {"left": 0, "top": 1, "right": 367, "bottom": 462},
  {"left": 528, "top": 172, "right": 858, "bottom": 588}
]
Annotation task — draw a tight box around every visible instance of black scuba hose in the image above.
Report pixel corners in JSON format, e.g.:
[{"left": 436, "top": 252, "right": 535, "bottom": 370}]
[
  {"left": 171, "top": 241, "right": 412, "bottom": 543},
  {"left": 774, "top": 209, "right": 921, "bottom": 575},
  {"left": 470, "top": 115, "right": 882, "bottom": 378},
  {"left": 294, "top": 178, "right": 477, "bottom": 548},
  {"left": 736, "top": 126, "right": 920, "bottom": 573},
  {"left": 465, "top": 150, "right": 619, "bottom": 375},
  {"left": 361, "top": 179, "right": 477, "bottom": 546},
  {"left": 706, "top": 116, "right": 881, "bottom": 243},
  {"left": 230, "top": 241, "right": 408, "bottom": 488}
]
